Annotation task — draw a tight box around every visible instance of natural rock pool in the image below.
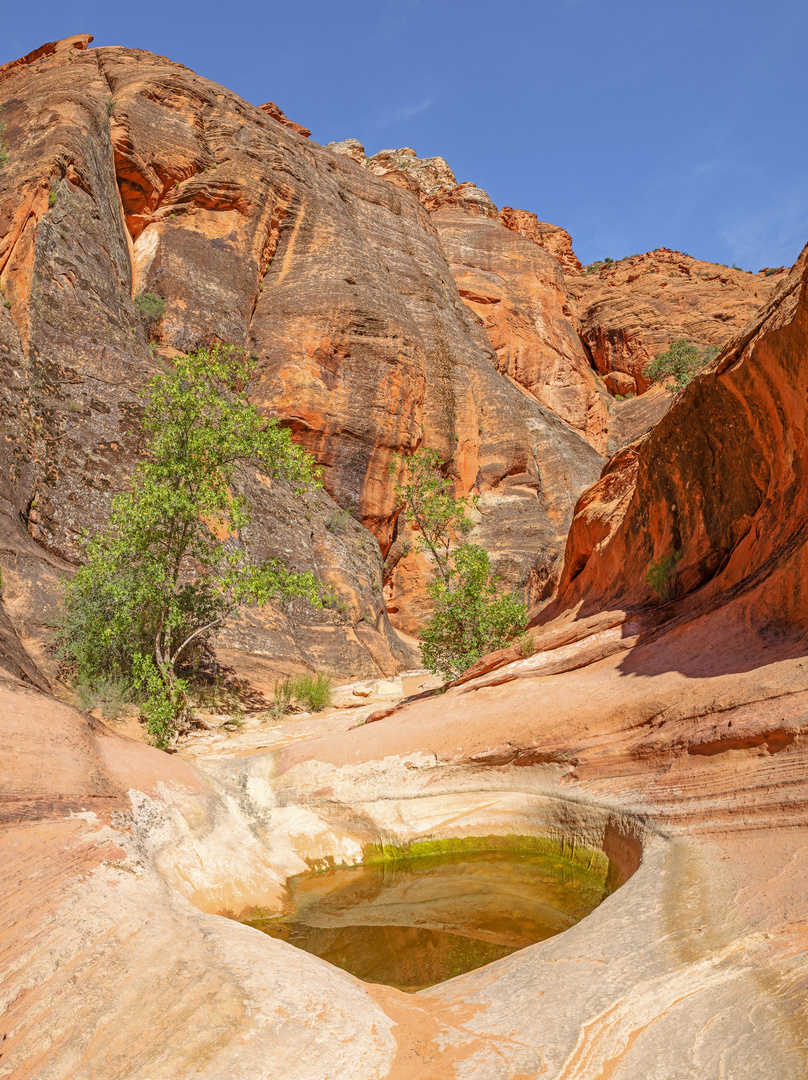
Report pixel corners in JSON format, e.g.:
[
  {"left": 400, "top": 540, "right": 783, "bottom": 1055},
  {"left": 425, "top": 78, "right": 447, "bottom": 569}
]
[{"left": 244, "top": 838, "right": 619, "bottom": 991}]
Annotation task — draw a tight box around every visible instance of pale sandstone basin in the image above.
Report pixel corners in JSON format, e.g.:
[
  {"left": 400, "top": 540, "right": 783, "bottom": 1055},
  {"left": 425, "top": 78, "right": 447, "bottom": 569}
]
[{"left": 3, "top": 597, "right": 807, "bottom": 1079}]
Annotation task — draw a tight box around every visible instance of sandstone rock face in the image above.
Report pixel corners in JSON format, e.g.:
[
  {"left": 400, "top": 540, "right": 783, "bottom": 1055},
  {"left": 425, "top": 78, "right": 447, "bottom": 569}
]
[
  {"left": 550, "top": 243, "right": 808, "bottom": 628},
  {"left": 433, "top": 206, "right": 609, "bottom": 449},
  {"left": 568, "top": 249, "right": 786, "bottom": 393},
  {"left": 499, "top": 206, "right": 582, "bottom": 274},
  {"left": 257, "top": 100, "right": 311, "bottom": 138},
  {"left": 0, "top": 38, "right": 603, "bottom": 680}
]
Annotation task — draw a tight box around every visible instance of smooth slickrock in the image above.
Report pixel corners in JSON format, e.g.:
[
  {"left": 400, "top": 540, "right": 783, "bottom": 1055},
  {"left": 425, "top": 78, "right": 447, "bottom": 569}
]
[{"left": 568, "top": 248, "right": 786, "bottom": 392}]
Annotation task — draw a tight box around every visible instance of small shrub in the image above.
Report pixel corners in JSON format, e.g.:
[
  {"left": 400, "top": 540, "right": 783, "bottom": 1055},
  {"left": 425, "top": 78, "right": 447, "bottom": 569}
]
[
  {"left": 518, "top": 631, "right": 536, "bottom": 658},
  {"left": 106, "top": 96, "right": 118, "bottom": 116},
  {"left": 325, "top": 505, "right": 354, "bottom": 534},
  {"left": 645, "top": 549, "right": 682, "bottom": 602},
  {"left": 0, "top": 111, "right": 9, "bottom": 169},
  {"left": 643, "top": 340, "right": 720, "bottom": 392},
  {"left": 764, "top": 267, "right": 780, "bottom": 277},
  {"left": 290, "top": 671, "right": 333, "bottom": 712},
  {"left": 134, "top": 292, "right": 166, "bottom": 333},
  {"left": 48, "top": 191, "right": 57, "bottom": 207},
  {"left": 3, "top": 298, "right": 11, "bottom": 310},
  {"left": 74, "top": 675, "right": 132, "bottom": 720},
  {"left": 270, "top": 676, "right": 294, "bottom": 720}
]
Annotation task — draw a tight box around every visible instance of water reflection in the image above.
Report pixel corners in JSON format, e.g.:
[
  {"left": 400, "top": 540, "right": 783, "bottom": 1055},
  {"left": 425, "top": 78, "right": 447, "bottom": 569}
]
[{"left": 246, "top": 846, "right": 613, "bottom": 991}]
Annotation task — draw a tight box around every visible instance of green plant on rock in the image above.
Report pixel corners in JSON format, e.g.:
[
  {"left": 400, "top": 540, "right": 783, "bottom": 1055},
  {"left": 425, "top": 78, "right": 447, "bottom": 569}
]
[
  {"left": 518, "top": 631, "right": 536, "bottom": 658},
  {"left": 644, "top": 549, "right": 682, "bottom": 603},
  {"left": 0, "top": 111, "right": 9, "bottom": 169},
  {"left": 134, "top": 292, "right": 166, "bottom": 336},
  {"left": 270, "top": 675, "right": 294, "bottom": 720},
  {"left": 57, "top": 343, "right": 325, "bottom": 749},
  {"left": 392, "top": 448, "right": 526, "bottom": 680},
  {"left": 420, "top": 544, "right": 526, "bottom": 680},
  {"left": 643, "top": 340, "right": 721, "bottom": 392},
  {"left": 325, "top": 505, "right": 355, "bottom": 535},
  {"left": 290, "top": 671, "right": 333, "bottom": 711},
  {"left": 390, "top": 447, "right": 475, "bottom": 588}
]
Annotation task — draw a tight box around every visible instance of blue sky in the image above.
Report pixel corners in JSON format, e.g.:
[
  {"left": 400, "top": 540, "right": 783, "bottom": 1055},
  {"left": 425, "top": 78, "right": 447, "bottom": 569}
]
[{"left": 3, "top": 0, "right": 807, "bottom": 269}]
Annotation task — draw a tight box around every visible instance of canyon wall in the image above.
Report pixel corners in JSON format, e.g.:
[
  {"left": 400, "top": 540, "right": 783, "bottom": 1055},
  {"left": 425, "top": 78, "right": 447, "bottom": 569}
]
[{"left": 0, "top": 34, "right": 790, "bottom": 683}]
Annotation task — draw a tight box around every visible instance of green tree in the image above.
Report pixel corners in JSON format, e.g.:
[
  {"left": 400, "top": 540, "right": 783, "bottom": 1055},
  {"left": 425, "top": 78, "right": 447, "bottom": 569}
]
[
  {"left": 58, "top": 344, "right": 324, "bottom": 747},
  {"left": 392, "top": 449, "right": 526, "bottom": 680},
  {"left": 643, "top": 340, "right": 720, "bottom": 392}
]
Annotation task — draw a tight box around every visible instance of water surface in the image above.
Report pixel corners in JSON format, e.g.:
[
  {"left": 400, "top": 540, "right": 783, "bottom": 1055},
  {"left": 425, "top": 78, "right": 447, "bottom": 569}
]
[{"left": 246, "top": 844, "right": 614, "bottom": 991}]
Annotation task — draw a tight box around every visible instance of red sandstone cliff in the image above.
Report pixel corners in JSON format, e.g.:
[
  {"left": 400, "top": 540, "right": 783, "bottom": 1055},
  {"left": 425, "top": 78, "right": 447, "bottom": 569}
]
[
  {"left": 0, "top": 36, "right": 604, "bottom": 678},
  {"left": 545, "top": 243, "right": 808, "bottom": 639}
]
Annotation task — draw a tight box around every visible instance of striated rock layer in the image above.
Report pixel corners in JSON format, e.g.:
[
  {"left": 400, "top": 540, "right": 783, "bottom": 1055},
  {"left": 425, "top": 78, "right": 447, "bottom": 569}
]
[
  {"left": 3, "top": 220, "right": 808, "bottom": 1078},
  {"left": 568, "top": 248, "right": 786, "bottom": 395},
  {"left": 0, "top": 36, "right": 602, "bottom": 677},
  {"left": 2, "top": 36, "right": 808, "bottom": 1080},
  {"left": 550, "top": 242, "right": 808, "bottom": 624}
]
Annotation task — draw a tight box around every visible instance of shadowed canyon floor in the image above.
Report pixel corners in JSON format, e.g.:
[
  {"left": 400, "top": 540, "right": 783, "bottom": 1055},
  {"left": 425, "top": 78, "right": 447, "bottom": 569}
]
[{"left": 2, "top": 33, "right": 808, "bottom": 1080}]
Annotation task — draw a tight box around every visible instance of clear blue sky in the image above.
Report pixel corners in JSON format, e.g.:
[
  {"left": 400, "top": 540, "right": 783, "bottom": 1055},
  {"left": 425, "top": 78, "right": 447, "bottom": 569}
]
[{"left": 3, "top": 1, "right": 807, "bottom": 269}]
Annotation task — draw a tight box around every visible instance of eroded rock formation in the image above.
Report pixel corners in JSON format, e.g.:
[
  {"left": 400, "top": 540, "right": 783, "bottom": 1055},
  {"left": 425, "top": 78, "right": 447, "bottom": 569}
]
[
  {"left": 2, "top": 34, "right": 808, "bottom": 1080},
  {"left": 0, "top": 36, "right": 601, "bottom": 678},
  {"left": 550, "top": 244, "right": 808, "bottom": 624},
  {"left": 568, "top": 248, "right": 786, "bottom": 394}
]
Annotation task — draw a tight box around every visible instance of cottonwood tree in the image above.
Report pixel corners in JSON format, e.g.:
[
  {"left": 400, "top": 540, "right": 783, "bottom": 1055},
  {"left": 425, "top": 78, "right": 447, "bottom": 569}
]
[
  {"left": 58, "top": 344, "right": 324, "bottom": 746},
  {"left": 392, "top": 448, "right": 526, "bottom": 680}
]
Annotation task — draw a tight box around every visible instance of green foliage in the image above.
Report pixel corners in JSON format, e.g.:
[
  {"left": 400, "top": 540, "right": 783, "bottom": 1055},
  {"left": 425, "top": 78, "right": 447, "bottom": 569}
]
[
  {"left": 134, "top": 292, "right": 166, "bottom": 334},
  {"left": 57, "top": 343, "right": 324, "bottom": 747},
  {"left": 764, "top": 267, "right": 780, "bottom": 277},
  {"left": 48, "top": 190, "right": 57, "bottom": 207},
  {"left": 133, "top": 654, "right": 188, "bottom": 749},
  {"left": 325, "top": 505, "right": 355, "bottom": 534},
  {"left": 106, "top": 96, "right": 118, "bottom": 116},
  {"left": 270, "top": 676, "right": 294, "bottom": 719},
  {"left": 74, "top": 674, "right": 131, "bottom": 719},
  {"left": 643, "top": 340, "right": 721, "bottom": 392},
  {"left": 393, "top": 449, "right": 526, "bottom": 680},
  {"left": 0, "top": 111, "right": 8, "bottom": 169},
  {"left": 644, "top": 549, "right": 682, "bottom": 602},
  {"left": 518, "top": 631, "right": 536, "bottom": 658},
  {"left": 290, "top": 671, "right": 333, "bottom": 711},
  {"left": 390, "top": 448, "right": 474, "bottom": 587},
  {"left": 420, "top": 545, "right": 526, "bottom": 680}
]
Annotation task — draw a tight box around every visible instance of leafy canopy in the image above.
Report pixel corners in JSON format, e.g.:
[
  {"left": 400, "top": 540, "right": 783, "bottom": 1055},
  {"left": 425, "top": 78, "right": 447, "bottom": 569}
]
[
  {"left": 392, "top": 448, "right": 526, "bottom": 680},
  {"left": 644, "top": 340, "right": 720, "bottom": 392},
  {"left": 58, "top": 344, "right": 324, "bottom": 746}
]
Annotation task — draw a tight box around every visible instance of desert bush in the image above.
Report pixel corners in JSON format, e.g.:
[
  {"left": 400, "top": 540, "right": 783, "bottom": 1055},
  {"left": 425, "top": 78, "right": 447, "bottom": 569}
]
[
  {"left": 290, "top": 671, "right": 333, "bottom": 711},
  {"left": 392, "top": 448, "right": 526, "bottom": 680},
  {"left": 270, "top": 676, "right": 294, "bottom": 719},
  {"left": 518, "top": 631, "right": 536, "bottom": 657},
  {"left": 134, "top": 292, "right": 166, "bottom": 335},
  {"left": 643, "top": 340, "right": 720, "bottom": 392},
  {"left": 645, "top": 549, "right": 682, "bottom": 602},
  {"left": 74, "top": 675, "right": 131, "bottom": 719}
]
